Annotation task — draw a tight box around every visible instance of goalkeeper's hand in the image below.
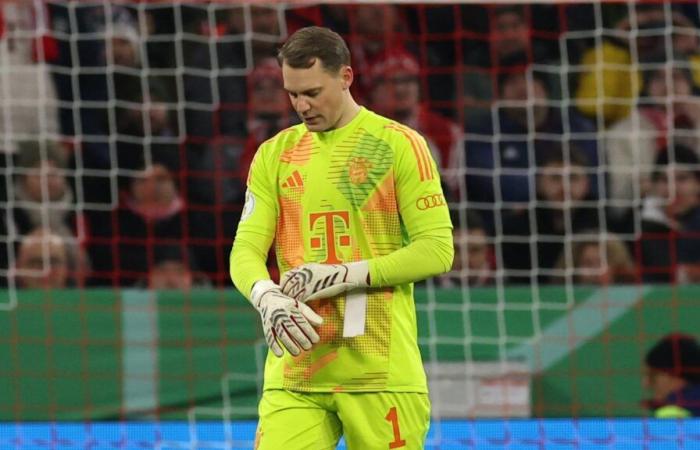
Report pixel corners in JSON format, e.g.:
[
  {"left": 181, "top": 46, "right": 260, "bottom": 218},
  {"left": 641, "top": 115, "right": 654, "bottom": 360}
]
[
  {"left": 280, "top": 261, "right": 369, "bottom": 303},
  {"left": 251, "top": 280, "right": 324, "bottom": 357}
]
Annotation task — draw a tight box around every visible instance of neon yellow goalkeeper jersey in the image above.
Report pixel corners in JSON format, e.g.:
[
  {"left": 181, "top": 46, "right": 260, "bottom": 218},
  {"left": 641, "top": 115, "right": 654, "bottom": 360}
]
[{"left": 233, "top": 107, "right": 451, "bottom": 393}]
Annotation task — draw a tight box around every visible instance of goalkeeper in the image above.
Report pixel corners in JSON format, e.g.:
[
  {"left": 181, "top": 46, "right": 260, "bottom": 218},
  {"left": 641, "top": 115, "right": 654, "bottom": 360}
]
[{"left": 230, "top": 26, "right": 453, "bottom": 450}]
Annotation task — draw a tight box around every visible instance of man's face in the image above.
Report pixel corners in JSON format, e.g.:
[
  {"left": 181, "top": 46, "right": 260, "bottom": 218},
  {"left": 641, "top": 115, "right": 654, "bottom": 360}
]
[
  {"left": 250, "top": 74, "right": 288, "bottom": 117},
  {"left": 23, "top": 161, "right": 67, "bottom": 202},
  {"left": 131, "top": 164, "right": 177, "bottom": 208},
  {"left": 251, "top": 6, "right": 279, "bottom": 34},
  {"left": 537, "top": 162, "right": 589, "bottom": 204},
  {"left": 17, "top": 234, "right": 68, "bottom": 289},
  {"left": 228, "top": 5, "right": 280, "bottom": 36},
  {"left": 576, "top": 243, "right": 611, "bottom": 285},
  {"left": 647, "top": 68, "right": 692, "bottom": 99},
  {"left": 148, "top": 102, "right": 170, "bottom": 135},
  {"left": 493, "top": 12, "right": 529, "bottom": 58},
  {"left": 369, "top": 72, "right": 420, "bottom": 119},
  {"left": 501, "top": 74, "right": 549, "bottom": 128},
  {"left": 655, "top": 167, "right": 700, "bottom": 216},
  {"left": 283, "top": 59, "right": 349, "bottom": 132},
  {"left": 111, "top": 37, "right": 138, "bottom": 67},
  {"left": 643, "top": 367, "right": 684, "bottom": 402},
  {"left": 149, "top": 261, "right": 193, "bottom": 290},
  {"left": 453, "top": 228, "right": 489, "bottom": 272},
  {"left": 356, "top": 5, "right": 398, "bottom": 36}
]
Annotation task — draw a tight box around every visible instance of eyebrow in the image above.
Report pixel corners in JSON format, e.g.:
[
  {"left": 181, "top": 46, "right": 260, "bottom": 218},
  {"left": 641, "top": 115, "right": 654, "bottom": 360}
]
[{"left": 284, "top": 86, "right": 322, "bottom": 95}]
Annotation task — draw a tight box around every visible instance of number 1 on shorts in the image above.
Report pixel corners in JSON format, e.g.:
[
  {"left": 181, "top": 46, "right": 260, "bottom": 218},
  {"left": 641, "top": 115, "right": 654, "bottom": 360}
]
[{"left": 385, "top": 406, "right": 406, "bottom": 448}]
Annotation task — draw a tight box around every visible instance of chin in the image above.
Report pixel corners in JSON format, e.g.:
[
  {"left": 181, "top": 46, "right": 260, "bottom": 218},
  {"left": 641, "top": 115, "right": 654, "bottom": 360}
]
[{"left": 306, "top": 122, "right": 328, "bottom": 132}]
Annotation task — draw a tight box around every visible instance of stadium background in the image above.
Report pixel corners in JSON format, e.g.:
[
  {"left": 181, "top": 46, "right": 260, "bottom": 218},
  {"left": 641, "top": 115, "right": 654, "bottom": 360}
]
[{"left": 1, "top": 1, "right": 700, "bottom": 449}]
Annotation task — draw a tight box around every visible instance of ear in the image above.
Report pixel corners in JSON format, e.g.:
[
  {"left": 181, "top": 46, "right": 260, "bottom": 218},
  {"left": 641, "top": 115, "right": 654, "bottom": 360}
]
[{"left": 341, "top": 65, "right": 354, "bottom": 90}]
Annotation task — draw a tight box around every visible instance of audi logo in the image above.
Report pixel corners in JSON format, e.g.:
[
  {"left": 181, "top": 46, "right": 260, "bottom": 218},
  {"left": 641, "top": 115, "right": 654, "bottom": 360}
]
[{"left": 416, "top": 194, "right": 445, "bottom": 210}]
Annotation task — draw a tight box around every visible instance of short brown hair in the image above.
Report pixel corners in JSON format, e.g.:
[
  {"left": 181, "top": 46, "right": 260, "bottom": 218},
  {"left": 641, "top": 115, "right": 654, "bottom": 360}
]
[{"left": 277, "top": 26, "right": 350, "bottom": 73}]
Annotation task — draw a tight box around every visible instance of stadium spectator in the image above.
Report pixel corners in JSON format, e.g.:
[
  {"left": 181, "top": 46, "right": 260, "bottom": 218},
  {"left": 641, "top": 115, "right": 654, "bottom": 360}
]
[
  {"left": 106, "top": 12, "right": 141, "bottom": 70},
  {"left": 116, "top": 80, "right": 176, "bottom": 139},
  {"left": 461, "top": 5, "right": 560, "bottom": 121},
  {"left": 605, "top": 52, "right": 700, "bottom": 231},
  {"left": 183, "top": 4, "right": 284, "bottom": 140},
  {"left": 552, "top": 233, "right": 636, "bottom": 284},
  {"left": 366, "top": 48, "right": 463, "bottom": 194},
  {"left": 439, "top": 210, "right": 494, "bottom": 287},
  {"left": 115, "top": 79, "right": 180, "bottom": 172},
  {"left": 240, "top": 57, "right": 298, "bottom": 179},
  {"left": 464, "top": 4, "right": 562, "bottom": 67},
  {"left": 181, "top": 7, "right": 286, "bottom": 243},
  {"left": 639, "top": 145, "right": 700, "bottom": 283},
  {"left": 138, "top": 245, "right": 211, "bottom": 290},
  {"left": 14, "top": 226, "right": 88, "bottom": 289},
  {"left": 55, "top": 5, "right": 142, "bottom": 168},
  {"left": 106, "top": 8, "right": 185, "bottom": 208},
  {"left": 643, "top": 333, "right": 700, "bottom": 418},
  {"left": 86, "top": 161, "right": 216, "bottom": 286},
  {"left": 500, "top": 146, "right": 600, "bottom": 283},
  {"left": 0, "top": 1, "right": 61, "bottom": 284},
  {"left": 573, "top": 5, "right": 700, "bottom": 127},
  {"left": 347, "top": 4, "right": 411, "bottom": 98},
  {"left": 50, "top": 5, "right": 163, "bottom": 206},
  {"left": 10, "top": 141, "right": 76, "bottom": 237},
  {"left": 463, "top": 59, "right": 599, "bottom": 225},
  {"left": 0, "top": 2, "right": 59, "bottom": 154}
]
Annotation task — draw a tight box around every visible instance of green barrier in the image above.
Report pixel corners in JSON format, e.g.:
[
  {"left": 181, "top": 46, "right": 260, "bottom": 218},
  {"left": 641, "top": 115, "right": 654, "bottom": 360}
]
[{"left": 0, "top": 286, "right": 698, "bottom": 420}]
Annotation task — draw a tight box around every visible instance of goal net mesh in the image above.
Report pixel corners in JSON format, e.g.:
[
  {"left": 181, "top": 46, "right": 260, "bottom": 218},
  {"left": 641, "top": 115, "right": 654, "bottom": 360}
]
[{"left": 1, "top": 1, "right": 700, "bottom": 449}]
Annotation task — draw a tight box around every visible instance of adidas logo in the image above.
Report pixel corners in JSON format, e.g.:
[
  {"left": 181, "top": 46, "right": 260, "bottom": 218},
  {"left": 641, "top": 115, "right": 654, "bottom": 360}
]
[{"left": 281, "top": 170, "right": 304, "bottom": 189}]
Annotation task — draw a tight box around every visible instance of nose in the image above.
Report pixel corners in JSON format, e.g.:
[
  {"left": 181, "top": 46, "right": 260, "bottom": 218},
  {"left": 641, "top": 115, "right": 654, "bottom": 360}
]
[{"left": 295, "top": 97, "right": 311, "bottom": 114}]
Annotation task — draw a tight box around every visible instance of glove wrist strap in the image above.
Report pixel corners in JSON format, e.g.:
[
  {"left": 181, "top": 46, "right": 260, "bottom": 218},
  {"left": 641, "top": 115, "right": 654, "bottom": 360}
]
[
  {"left": 346, "top": 261, "right": 370, "bottom": 286},
  {"left": 250, "top": 279, "right": 279, "bottom": 307}
]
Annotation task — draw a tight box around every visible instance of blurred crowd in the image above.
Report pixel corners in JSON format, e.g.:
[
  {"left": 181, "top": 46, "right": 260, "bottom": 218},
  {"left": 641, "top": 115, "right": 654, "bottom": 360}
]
[{"left": 2, "top": 1, "right": 700, "bottom": 289}]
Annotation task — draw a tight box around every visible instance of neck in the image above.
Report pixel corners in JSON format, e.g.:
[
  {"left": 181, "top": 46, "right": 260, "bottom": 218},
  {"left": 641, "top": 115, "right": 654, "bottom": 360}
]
[{"left": 333, "top": 96, "right": 361, "bottom": 130}]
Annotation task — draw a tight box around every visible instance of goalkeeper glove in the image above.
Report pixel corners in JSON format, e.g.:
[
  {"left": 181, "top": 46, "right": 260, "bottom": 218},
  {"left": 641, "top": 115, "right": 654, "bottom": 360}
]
[
  {"left": 280, "top": 261, "right": 370, "bottom": 303},
  {"left": 251, "top": 280, "right": 324, "bottom": 357}
]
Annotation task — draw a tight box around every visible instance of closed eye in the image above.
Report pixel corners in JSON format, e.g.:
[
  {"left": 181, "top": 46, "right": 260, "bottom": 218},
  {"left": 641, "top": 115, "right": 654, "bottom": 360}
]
[{"left": 286, "top": 88, "right": 321, "bottom": 98}]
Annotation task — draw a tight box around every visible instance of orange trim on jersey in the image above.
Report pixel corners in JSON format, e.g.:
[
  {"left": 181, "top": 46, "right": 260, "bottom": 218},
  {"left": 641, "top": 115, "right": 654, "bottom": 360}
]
[
  {"left": 280, "top": 131, "right": 315, "bottom": 165},
  {"left": 277, "top": 196, "right": 305, "bottom": 269},
  {"left": 281, "top": 170, "right": 304, "bottom": 189},
  {"left": 407, "top": 125, "right": 434, "bottom": 181},
  {"left": 303, "top": 350, "right": 338, "bottom": 379},
  {"left": 362, "top": 170, "right": 398, "bottom": 214},
  {"left": 385, "top": 124, "right": 433, "bottom": 181},
  {"left": 292, "top": 170, "right": 304, "bottom": 187}
]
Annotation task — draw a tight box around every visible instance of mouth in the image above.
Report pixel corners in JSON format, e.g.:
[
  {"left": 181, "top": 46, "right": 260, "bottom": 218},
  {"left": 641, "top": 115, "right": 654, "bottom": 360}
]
[{"left": 304, "top": 115, "right": 319, "bottom": 124}]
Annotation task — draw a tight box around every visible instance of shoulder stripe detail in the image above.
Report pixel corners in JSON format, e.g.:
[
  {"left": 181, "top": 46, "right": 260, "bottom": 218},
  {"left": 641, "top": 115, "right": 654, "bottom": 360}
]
[
  {"left": 280, "top": 132, "right": 315, "bottom": 166},
  {"left": 385, "top": 123, "right": 433, "bottom": 181}
]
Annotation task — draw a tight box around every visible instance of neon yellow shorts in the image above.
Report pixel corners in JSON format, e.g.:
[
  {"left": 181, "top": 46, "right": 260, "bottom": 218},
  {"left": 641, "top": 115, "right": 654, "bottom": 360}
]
[{"left": 255, "top": 389, "right": 430, "bottom": 450}]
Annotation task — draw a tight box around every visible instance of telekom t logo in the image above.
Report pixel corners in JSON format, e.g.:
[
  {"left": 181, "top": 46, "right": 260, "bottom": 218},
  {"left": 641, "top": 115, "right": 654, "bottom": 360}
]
[{"left": 309, "top": 211, "right": 350, "bottom": 264}]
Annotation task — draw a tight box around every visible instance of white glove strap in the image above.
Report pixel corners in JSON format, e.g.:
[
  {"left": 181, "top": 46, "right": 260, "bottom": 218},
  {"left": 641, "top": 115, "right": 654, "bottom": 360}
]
[
  {"left": 250, "top": 279, "right": 278, "bottom": 307},
  {"left": 343, "top": 290, "right": 367, "bottom": 338},
  {"left": 345, "top": 261, "right": 370, "bottom": 286},
  {"left": 343, "top": 261, "right": 369, "bottom": 338}
]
